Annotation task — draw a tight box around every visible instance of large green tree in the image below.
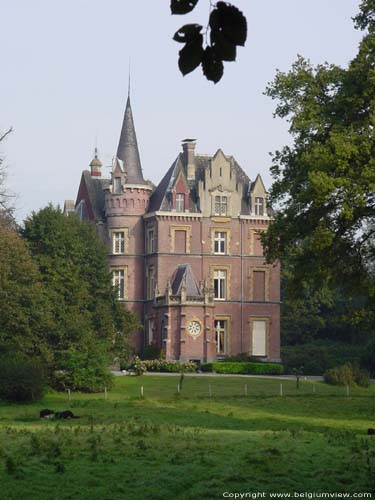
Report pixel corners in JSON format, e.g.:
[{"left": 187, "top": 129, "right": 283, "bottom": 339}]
[
  {"left": 22, "top": 205, "right": 138, "bottom": 391},
  {"left": 262, "top": 1, "right": 375, "bottom": 330},
  {"left": 0, "top": 220, "right": 52, "bottom": 360}
]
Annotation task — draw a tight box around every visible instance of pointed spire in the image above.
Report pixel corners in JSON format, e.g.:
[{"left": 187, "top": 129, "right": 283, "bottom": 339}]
[{"left": 116, "top": 94, "right": 146, "bottom": 185}]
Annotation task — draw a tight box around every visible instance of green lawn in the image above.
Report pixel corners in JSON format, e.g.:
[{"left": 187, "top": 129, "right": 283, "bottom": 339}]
[{"left": 0, "top": 375, "right": 375, "bottom": 500}]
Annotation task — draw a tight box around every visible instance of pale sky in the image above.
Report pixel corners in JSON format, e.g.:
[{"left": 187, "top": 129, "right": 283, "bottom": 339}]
[{"left": 0, "top": 1, "right": 363, "bottom": 222}]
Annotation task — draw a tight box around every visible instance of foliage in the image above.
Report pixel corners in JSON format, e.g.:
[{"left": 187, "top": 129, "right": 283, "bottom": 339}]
[
  {"left": 142, "top": 344, "right": 162, "bottom": 360},
  {"left": 1, "top": 376, "right": 374, "bottom": 498},
  {"left": 0, "top": 354, "right": 46, "bottom": 402},
  {"left": 130, "top": 357, "right": 196, "bottom": 374},
  {"left": 324, "top": 363, "right": 370, "bottom": 387},
  {"left": 262, "top": 4, "right": 375, "bottom": 329},
  {"left": 21, "top": 205, "right": 137, "bottom": 391},
  {"left": 171, "top": 1, "right": 247, "bottom": 83},
  {"left": 361, "top": 337, "right": 375, "bottom": 376},
  {"left": 201, "top": 361, "right": 284, "bottom": 375},
  {"left": 0, "top": 220, "right": 52, "bottom": 361},
  {"left": 281, "top": 342, "right": 365, "bottom": 375},
  {"left": 0, "top": 128, "right": 14, "bottom": 221}
]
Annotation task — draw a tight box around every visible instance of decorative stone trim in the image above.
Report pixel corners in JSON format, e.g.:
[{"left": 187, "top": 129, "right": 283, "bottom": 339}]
[
  {"left": 249, "top": 266, "right": 270, "bottom": 301},
  {"left": 249, "top": 228, "right": 265, "bottom": 256},
  {"left": 210, "top": 264, "right": 231, "bottom": 300},
  {"left": 210, "top": 227, "right": 231, "bottom": 255},
  {"left": 109, "top": 227, "right": 129, "bottom": 255},
  {"left": 248, "top": 316, "right": 270, "bottom": 357},
  {"left": 170, "top": 225, "right": 191, "bottom": 253}
]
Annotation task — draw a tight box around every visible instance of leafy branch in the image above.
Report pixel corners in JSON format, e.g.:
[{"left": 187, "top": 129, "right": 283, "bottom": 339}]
[{"left": 171, "top": 0, "right": 247, "bottom": 83}]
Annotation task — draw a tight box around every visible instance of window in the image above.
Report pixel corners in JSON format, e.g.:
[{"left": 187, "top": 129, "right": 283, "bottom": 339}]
[
  {"left": 214, "top": 270, "right": 227, "bottom": 300},
  {"left": 148, "top": 319, "right": 154, "bottom": 345},
  {"left": 214, "top": 195, "right": 227, "bottom": 216},
  {"left": 215, "top": 320, "right": 227, "bottom": 354},
  {"left": 254, "top": 197, "right": 264, "bottom": 216},
  {"left": 147, "top": 228, "right": 155, "bottom": 254},
  {"left": 113, "top": 231, "right": 125, "bottom": 254},
  {"left": 112, "top": 269, "right": 125, "bottom": 300},
  {"left": 252, "top": 320, "right": 267, "bottom": 356},
  {"left": 176, "top": 193, "right": 185, "bottom": 212},
  {"left": 147, "top": 266, "right": 155, "bottom": 299},
  {"left": 214, "top": 231, "right": 227, "bottom": 254},
  {"left": 114, "top": 177, "right": 122, "bottom": 194}
]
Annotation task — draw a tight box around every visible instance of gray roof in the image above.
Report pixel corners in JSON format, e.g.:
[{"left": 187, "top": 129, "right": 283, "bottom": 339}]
[
  {"left": 117, "top": 96, "right": 146, "bottom": 185},
  {"left": 171, "top": 264, "right": 201, "bottom": 296},
  {"left": 76, "top": 171, "right": 109, "bottom": 221}
]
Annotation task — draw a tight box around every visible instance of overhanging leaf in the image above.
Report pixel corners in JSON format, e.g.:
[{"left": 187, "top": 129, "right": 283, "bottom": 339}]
[
  {"left": 202, "top": 46, "right": 224, "bottom": 83},
  {"left": 210, "top": 2, "right": 247, "bottom": 47},
  {"left": 178, "top": 35, "right": 204, "bottom": 76},
  {"left": 171, "top": 0, "right": 199, "bottom": 15},
  {"left": 173, "top": 24, "right": 203, "bottom": 43},
  {"left": 211, "top": 29, "right": 237, "bottom": 61}
]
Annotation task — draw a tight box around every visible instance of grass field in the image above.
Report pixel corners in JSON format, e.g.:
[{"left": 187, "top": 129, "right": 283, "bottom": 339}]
[{"left": 0, "top": 375, "right": 375, "bottom": 500}]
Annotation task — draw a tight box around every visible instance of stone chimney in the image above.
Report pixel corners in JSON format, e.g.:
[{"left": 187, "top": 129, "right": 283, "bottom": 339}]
[{"left": 182, "top": 139, "right": 196, "bottom": 181}]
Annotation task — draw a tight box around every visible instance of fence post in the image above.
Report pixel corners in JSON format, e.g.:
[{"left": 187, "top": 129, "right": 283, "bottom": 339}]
[
  {"left": 177, "top": 383, "right": 180, "bottom": 394},
  {"left": 209, "top": 384, "right": 212, "bottom": 398},
  {"left": 280, "top": 383, "right": 283, "bottom": 397},
  {"left": 313, "top": 384, "right": 316, "bottom": 395},
  {"left": 141, "top": 386, "right": 144, "bottom": 398},
  {"left": 346, "top": 385, "right": 350, "bottom": 398},
  {"left": 67, "top": 389, "right": 71, "bottom": 401},
  {"left": 104, "top": 387, "right": 108, "bottom": 400},
  {"left": 244, "top": 384, "right": 248, "bottom": 397}
]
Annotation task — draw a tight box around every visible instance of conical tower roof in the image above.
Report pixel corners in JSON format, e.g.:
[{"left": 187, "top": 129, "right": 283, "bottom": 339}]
[{"left": 116, "top": 96, "right": 146, "bottom": 185}]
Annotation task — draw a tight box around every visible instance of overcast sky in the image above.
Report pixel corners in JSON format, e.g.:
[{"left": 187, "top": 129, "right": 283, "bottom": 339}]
[{"left": 0, "top": 0, "right": 363, "bottom": 222}]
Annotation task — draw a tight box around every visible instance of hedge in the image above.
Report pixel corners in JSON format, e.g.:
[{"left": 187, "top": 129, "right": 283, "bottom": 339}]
[{"left": 200, "top": 361, "right": 284, "bottom": 375}]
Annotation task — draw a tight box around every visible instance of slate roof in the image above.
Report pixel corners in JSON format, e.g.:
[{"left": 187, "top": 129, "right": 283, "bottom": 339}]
[
  {"left": 117, "top": 96, "right": 147, "bottom": 185},
  {"left": 171, "top": 264, "right": 201, "bottom": 296},
  {"left": 147, "top": 152, "right": 252, "bottom": 215},
  {"left": 78, "top": 170, "right": 109, "bottom": 221}
]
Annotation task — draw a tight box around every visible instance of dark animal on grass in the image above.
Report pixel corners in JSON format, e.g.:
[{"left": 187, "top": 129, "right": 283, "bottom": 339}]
[
  {"left": 40, "top": 409, "right": 55, "bottom": 419},
  {"left": 368, "top": 428, "right": 375, "bottom": 435},
  {"left": 55, "top": 410, "right": 80, "bottom": 419}
]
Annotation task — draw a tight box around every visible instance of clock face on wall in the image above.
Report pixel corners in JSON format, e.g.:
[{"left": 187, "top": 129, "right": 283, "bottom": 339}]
[{"left": 187, "top": 320, "right": 202, "bottom": 339}]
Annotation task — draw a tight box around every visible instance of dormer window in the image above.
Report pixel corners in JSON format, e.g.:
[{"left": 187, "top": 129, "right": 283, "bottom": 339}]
[
  {"left": 114, "top": 177, "right": 122, "bottom": 194},
  {"left": 176, "top": 193, "right": 185, "bottom": 212},
  {"left": 214, "top": 195, "right": 227, "bottom": 216},
  {"left": 255, "top": 197, "right": 264, "bottom": 216}
]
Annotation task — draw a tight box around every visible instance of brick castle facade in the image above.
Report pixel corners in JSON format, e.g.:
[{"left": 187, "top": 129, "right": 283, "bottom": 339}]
[{"left": 65, "top": 96, "right": 280, "bottom": 363}]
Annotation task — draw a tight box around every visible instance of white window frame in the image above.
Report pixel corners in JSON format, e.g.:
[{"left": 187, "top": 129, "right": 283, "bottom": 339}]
[
  {"left": 214, "top": 231, "right": 226, "bottom": 254},
  {"left": 176, "top": 193, "right": 185, "bottom": 212},
  {"left": 254, "top": 197, "right": 264, "bottom": 216},
  {"left": 214, "top": 269, "right": 227, "bottom": 300},
  {"left": 112, "top": 269, "right": 125, "bottom": 300},
  {"left": 147, "top": 266, "right": 155, "bottom": 300},
  {"left": 113, "top": 231, "right": 125, "bottom": 254}
]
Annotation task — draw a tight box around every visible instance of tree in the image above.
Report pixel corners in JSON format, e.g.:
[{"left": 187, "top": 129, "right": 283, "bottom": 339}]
[
  {"left": 171, "top": 0, "right": 247, "bottom": 83},
  {"left": 0, "top": 127, "right": 15, "bottom": 224},
  {"left": 22, "top": 205, "right": 138, "bottom": 391},
  {"left": 0, "top": 219, "right": 51, "bottom": 360},
  {"left": 262, "top": 1, "right": 375, "bottom": 331}
]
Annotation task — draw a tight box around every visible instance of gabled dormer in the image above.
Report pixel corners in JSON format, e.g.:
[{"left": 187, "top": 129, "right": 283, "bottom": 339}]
[
  {"left": 250, "top": 174, "right": 268, "bottom": 216},
  {"left": 110, "top": 157, "right": 127, "bottom": 194},
  {"left": 171, "top": 161, "right": 190, "bottom": 212}
]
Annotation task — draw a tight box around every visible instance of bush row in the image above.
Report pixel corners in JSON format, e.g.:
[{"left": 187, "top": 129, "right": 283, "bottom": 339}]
[
  {"left": 201, "top": 361, "right": 284, "bottom": 375},
  {"left": 131, "top": 357, "right": 196, "bottom": 375}
]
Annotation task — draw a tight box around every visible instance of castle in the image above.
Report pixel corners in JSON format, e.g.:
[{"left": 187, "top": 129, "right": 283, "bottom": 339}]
[{"left": 65, "top": 95, "right": 280, "bottom": 363}]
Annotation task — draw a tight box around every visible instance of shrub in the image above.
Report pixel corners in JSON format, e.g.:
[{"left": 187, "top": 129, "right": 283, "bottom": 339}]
[
  {"left": 282, "top": 342, "right": 365, "bottom": 375},
  {"left": 51, "top": 347, "right": 114, "bottom": 392},
  {"left": 0, "top": 354, "right": 46, "bottom": 402},
  {"left": 324, "top": 363, "right": 370, "bottom": 387},
  {"left": 201, "top": 361, "right": 284, "bottom": 375},
  {"left": 143, "top": 359, "right": 196, "bottom": 373},
  {"left": 361, "top": 337, "right": 375, "bottom": 377}
]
